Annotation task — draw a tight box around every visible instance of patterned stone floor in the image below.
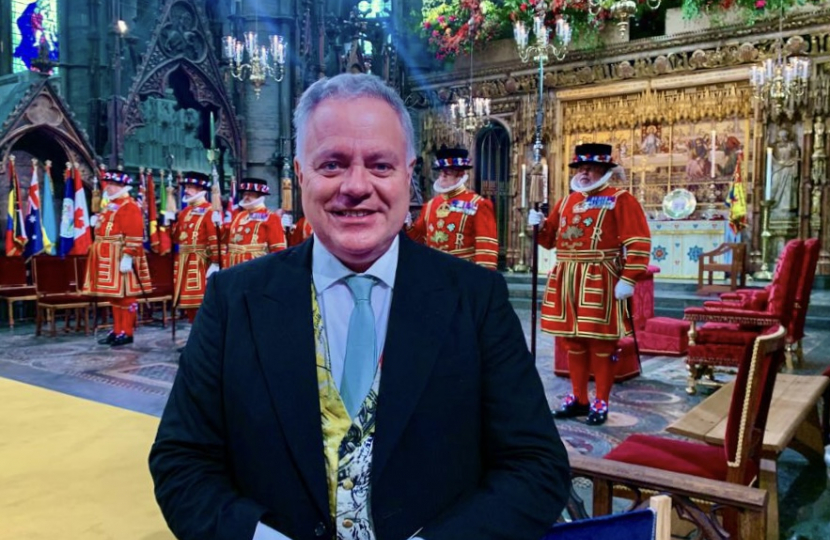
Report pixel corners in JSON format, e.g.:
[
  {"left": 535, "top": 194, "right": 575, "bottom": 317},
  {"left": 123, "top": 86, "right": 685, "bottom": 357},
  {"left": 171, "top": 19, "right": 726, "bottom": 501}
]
[{"left": 0, "top": 311, "right": 828, "bottom": 539}]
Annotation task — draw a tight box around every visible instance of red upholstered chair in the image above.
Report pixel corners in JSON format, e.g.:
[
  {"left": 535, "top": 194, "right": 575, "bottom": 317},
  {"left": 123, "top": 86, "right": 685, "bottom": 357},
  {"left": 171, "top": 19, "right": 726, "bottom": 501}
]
[
  {"left": 0, "top": 256, "right": 37, "bottom": 329},
  {"left": 784, "top": 238, "right": 820, "bottom": 368},
  {"left": 142, "top": 252, "right": 174, "bottom": 327},
  {"left": 605, "top": 325, "right": 787, "bottom": 539},
  {"left": 32, "top": 256, "right": 92, "bottom": 337},
  {"left": 683, "top": 239, "right": 804, "bottom": 394}
]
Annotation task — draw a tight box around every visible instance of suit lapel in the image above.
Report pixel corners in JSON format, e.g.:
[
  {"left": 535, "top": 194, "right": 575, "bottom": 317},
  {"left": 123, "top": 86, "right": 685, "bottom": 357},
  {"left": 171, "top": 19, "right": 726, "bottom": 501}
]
[
  {"left": 245, "top": 241, "right": 330, "bottom": 520},
  {"left": 372, "top": 237, "right": 458, "bottom": 482}
]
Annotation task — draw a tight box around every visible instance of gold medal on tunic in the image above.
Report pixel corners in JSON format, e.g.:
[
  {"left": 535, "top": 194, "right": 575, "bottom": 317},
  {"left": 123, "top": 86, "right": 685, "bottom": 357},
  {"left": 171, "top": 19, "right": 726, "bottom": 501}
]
[{"left": 435, "top": 201, "right": 451, "bottom": 219}]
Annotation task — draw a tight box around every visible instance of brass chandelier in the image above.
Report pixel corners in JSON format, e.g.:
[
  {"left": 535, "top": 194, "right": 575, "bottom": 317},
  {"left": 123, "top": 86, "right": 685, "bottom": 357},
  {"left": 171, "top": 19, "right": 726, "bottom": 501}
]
[{"left": 224, "top": 5, "right": 286, "bottom": 99}]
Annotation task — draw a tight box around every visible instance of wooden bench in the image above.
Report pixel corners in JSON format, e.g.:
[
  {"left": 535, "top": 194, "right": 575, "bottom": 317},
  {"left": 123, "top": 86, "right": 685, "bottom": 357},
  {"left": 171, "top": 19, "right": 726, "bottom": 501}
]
[{"left": 666, "top": 374, "right": 829, "bottom": 540}]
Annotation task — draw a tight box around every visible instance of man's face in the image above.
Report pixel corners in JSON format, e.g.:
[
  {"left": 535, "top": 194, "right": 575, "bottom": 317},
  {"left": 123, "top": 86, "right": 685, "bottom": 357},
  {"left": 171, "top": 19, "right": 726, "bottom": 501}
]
[
  {"left": 241, "top": 191, "right": 260, "bottom": 205},
  {"left": 184, "top": 185, "right": 202, "bottom": 198},
  {"left": 103, "top": 182, "right": 121, "bottom": 196},
  {"left": 436, "top": 168, "right": 465, "bottom": 189},
  {"left": 295, "top": 96, "right": 414, "bottom": 272},
  {"left": 572, "top": 163, "right": 609, "bottom": 189}
]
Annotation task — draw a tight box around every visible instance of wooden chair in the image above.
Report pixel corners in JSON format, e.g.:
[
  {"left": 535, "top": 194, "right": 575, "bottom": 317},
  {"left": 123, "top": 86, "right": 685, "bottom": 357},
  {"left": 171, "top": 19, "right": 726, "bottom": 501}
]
[
  {"left": 0, "top": 256, "right": 37, "bottom": 329},
  {"left": 32, "top": 256, "right": 92, "bottom": 337},
  {"left": 604, "top": 325, "right": 786, "bottom": 540},
  {"left": 696, "top": 242, "right": 747, "bottom": 295}
]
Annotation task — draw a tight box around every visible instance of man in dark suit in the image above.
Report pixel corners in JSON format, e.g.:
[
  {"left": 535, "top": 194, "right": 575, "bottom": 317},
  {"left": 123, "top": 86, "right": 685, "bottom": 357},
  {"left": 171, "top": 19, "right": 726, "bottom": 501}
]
[{"left": 149, "top": 73, "right": 569, "bottom": 540}]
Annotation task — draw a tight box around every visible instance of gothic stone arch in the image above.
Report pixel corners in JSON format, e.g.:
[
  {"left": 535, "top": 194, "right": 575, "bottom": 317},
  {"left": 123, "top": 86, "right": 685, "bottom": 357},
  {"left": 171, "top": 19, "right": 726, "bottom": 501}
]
[{"left": 123, "top": 0, "right": 242, "bottom": 179}]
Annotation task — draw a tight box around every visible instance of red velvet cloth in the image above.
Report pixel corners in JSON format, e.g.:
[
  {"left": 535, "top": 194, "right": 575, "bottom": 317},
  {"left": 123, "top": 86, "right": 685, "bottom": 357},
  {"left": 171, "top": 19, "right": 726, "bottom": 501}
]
[
  {"left": 789, "top": 238, "right": 820, "bottom": 343},
  {"left": 639, "top": 316, "right": 690, "bottom": 356},
  {"left": 604, "top": 434, "right": 731, "bottom": 481}
]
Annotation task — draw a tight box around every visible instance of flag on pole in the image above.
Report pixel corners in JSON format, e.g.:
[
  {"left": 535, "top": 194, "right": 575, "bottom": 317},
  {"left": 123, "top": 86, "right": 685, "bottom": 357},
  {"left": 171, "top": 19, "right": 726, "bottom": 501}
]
[
  {"left": 23, "top": 160, "right": 52, "bottom": 259},
  {"left": 4, "top": 157, "right": 27, "bottom": 256},
  {"left": 725, "top": 152, "right": 748, "bottom": 235},
  {"left": 72, "top": 166, "right": 92, "bottom": 255},
  {"left": 157, "top": 169, "right": 173, "bottom": 255},
  {"left": 41, "top": 161, "right": 58, "bottom": 254},
  {"left": 145, "top": 169, "right": 162, "bottom": 253},
  {"left": 58, "top": 164, "right": 92, "bottom": 256}
]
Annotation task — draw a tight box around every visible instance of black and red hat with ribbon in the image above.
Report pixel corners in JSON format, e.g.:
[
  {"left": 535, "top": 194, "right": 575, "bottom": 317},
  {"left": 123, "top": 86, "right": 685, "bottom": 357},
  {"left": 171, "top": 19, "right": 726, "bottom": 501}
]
[
  {"left": 569, "top": 143, "right": 617, "bottom": 169},
  {"left": 238, "top": 177, "right": 271, "bottom": 195}
]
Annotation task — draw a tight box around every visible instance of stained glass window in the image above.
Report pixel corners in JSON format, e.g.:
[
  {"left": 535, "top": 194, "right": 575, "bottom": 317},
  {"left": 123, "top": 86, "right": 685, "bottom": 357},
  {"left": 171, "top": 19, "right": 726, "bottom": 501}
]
[{"left": 11, "top": 0, "right": 60, "bottom": 74}]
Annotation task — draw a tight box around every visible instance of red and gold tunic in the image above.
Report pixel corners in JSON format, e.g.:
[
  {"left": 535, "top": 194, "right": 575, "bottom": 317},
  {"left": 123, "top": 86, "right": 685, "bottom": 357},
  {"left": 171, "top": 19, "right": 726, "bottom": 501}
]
[
  {"left": 172, "top": 200, "right": 220, "bottom": 308},
  {"left": 537, "top": 185, "right": 651, "bottom": 339},
  {"left": 288, "top": 216, "right": 313, "bottom": 247},
  {"left": 407, "top": 187, "right": 498, "bottom": 270},
  {"left": 82, "top": 196, "right": 152, "bottom": 298},
  {"left": 222, "top": 206, "right": 287, "bottom": 267}
]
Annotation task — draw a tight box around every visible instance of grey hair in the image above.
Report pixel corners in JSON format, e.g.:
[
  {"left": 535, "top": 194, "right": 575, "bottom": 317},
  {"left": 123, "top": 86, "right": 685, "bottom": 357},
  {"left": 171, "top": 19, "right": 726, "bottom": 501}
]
[{"left": 293, "top": 73, "right": 416, "bottom": 163}]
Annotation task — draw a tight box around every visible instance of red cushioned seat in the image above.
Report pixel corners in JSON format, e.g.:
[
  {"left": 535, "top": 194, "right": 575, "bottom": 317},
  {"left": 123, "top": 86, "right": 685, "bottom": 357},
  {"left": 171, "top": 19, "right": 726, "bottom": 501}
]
[
  {"left": 638, "top": 317, "right": 690, "bottom": 356},
  {"left": 604, "top": 434, "right": 736, "bottom": 481}
]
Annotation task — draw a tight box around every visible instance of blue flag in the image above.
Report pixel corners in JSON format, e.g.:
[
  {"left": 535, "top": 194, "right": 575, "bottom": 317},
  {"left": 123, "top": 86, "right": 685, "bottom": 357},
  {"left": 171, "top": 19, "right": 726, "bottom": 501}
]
[{"left": 40, "top": 164, "right": 58, "bottom": 254}]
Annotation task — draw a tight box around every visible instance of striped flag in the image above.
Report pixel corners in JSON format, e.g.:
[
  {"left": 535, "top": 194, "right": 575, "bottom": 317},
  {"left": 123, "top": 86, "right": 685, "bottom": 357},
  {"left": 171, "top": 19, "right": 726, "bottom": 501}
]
[
  {"left": 23, "top": 162, "right": 52, "bottom": 259},
  {"left": 4, "top": 158, "right": 27, "bottom": 256}
]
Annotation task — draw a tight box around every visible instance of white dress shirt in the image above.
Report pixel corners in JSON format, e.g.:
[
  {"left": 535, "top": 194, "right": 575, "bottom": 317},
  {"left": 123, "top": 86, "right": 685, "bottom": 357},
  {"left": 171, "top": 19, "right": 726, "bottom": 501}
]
[{"left": 254, "top": 235, "right": 399, "bottom": 540}]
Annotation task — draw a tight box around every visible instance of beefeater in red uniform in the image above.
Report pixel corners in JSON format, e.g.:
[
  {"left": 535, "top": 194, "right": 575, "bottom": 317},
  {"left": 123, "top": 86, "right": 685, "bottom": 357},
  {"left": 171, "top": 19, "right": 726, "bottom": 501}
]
[
  {"left": 407, "top": 145, "right": 499, "bottom": 270},
  {"left": 287, "top": 215, "right": 313, "bottom": 247},
  {"left": 172, "top": 171, "right": 221, "bottom": 323},
  {"left": 83, "top": 171, "right": 152, "bottom": 347},
  {"left": 222, "top": 177, "right": 287, "bottom": 267},
  {"left": 528, "top": 143, "right": 651, "bottom": 425}
]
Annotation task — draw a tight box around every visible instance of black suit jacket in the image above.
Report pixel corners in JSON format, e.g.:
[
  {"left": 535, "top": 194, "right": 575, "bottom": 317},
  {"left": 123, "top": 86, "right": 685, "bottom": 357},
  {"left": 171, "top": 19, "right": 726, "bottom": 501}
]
[{"left": 150, "top": 234, "right": 569, "bottom": 540}]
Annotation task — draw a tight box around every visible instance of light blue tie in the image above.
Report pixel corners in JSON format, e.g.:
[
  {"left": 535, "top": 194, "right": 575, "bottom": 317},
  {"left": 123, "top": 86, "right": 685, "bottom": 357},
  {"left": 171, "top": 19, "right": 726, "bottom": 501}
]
[{"left": 340, "top": 275, "right": 377, "bottom": 418}]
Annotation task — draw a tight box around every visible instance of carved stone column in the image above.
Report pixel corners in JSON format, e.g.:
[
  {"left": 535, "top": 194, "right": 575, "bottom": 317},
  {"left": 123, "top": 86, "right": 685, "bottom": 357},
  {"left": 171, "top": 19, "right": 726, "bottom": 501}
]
[
  {"left": 815, "top": 117, "right": 830, "bottom": 278},
  {"left": 799, "top": 117, "right": 814, "bottom": 239},
  {"left": 749, "top": 103, "right": 765, "bottom": 271}
]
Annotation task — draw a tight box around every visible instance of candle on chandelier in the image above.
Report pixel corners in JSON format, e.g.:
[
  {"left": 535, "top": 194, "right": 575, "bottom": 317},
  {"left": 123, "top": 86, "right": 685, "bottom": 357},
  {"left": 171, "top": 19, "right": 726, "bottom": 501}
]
[
  {"left": 765, "top": 147, "right": 773, "bottom": 200},
  {"left": 710, "top": 130, "right": 716, "bottom": 178},
  {"left": 521, "top": 164, "right": 527, "bottom": 208}
]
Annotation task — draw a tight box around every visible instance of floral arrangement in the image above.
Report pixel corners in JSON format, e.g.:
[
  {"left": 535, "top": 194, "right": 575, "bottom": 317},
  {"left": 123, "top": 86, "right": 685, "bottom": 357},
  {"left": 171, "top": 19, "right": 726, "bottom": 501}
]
[
  {"left": 418, "top": 0, "right": 654, "bottom": 60},
  {"left": 680, "top": 0, "right": 822, "bottom": 21},
  {"left": 418, "top": 0, "right": 824, "bottom": 61}
]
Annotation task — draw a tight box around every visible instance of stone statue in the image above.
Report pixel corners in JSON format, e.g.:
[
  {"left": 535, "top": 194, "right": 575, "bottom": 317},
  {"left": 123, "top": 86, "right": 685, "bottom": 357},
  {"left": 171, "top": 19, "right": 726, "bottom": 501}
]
[{"left": 769, "top": 127, "right": 800, "bottom": 220}]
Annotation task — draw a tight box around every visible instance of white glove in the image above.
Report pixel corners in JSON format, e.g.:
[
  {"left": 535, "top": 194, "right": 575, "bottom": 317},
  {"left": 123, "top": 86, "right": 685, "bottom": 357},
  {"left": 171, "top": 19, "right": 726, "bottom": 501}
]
[
  {"left": 211, "top": 210, "right": 222, "bottom": 226},
  {"left": 614, "top": 280, "right": 635, "bottom": 300},
  {"left": 404, "top": 212, "right": 413, "bottom": 227},
  {"left": 90, "top": 215, "right": 99, "bottom": 227},
  {"left": 281, "top": 213, "right": 293, "bottom": 228},
  {"left": 527, "top": 209, "right": 545, "bottom": 227},
  {"left": 206, "top": 263, "right": 220, "bottom": 278},
  {"left": 163, "top": 211, "right": 177, "bottom": 224},
  {"left": 119, "top": 254, "right": 133, "bottom": 274}
]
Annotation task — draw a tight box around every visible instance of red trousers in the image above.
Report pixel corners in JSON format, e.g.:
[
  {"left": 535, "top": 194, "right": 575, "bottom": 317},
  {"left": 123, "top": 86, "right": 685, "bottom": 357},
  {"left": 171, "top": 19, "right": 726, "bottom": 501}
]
[
  {"left": 110, "top": 297, "right": 138, "bottom": 337},
  {"left": 560, "top": 337, "right": 618, "bottom": 404}
]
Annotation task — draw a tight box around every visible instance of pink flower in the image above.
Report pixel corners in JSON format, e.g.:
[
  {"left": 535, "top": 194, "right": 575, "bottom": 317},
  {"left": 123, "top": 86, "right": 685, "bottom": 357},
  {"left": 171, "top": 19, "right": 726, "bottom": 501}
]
[
  {"left": 755, "top": 0, "right": 766, "bottom": 7},
  {"left": 520, "top": 3, "right": 528, "bottom": 11},
  {"left": 432, "top": 30, "right": 440, "bottom": 37},
  {"left": 423, "top": 21, "right": 431, "bottom": 29},
  {"left": 437, "top": 15, "right": 445, "bottom": 23},
  {"left": 450, "top": 16, "right": 457, "bottom": 22}
]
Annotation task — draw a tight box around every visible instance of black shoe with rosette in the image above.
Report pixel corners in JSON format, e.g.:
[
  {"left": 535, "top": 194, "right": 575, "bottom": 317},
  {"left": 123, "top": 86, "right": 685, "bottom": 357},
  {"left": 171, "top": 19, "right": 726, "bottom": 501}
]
[
  {"left": 111, "top": 333, "right": 134, "bottom": 347},
  {"left": 97, "top": 332, "right": 116, "bottom": 345},
  {"left": 586, "top": 399, "right": 609, "bottom": 426},
  {"left": 552, "top": 394, "right": 591, "bottom": 419}
]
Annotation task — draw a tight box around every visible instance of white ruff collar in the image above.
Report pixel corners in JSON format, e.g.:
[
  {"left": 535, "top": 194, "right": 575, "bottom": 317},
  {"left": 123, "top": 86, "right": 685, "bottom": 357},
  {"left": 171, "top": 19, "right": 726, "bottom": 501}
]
[
  {"left": 182, "top": 191, "right": 207, "bottom": 204},
  {"left": 570, "top": 169, "right": 613, "bottom": 194},
  {"left": 239, "top": 196, "right": 265, "bottom": 210},
  {"left": 433, "top": 173, "right": 468, "bottom": 194}
]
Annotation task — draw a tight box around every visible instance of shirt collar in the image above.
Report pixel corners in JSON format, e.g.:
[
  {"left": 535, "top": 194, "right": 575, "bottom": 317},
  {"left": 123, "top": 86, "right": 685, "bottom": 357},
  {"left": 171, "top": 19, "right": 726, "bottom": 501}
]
[{"left": 312, "top": 234, "right": 399, "bottom": 293}]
